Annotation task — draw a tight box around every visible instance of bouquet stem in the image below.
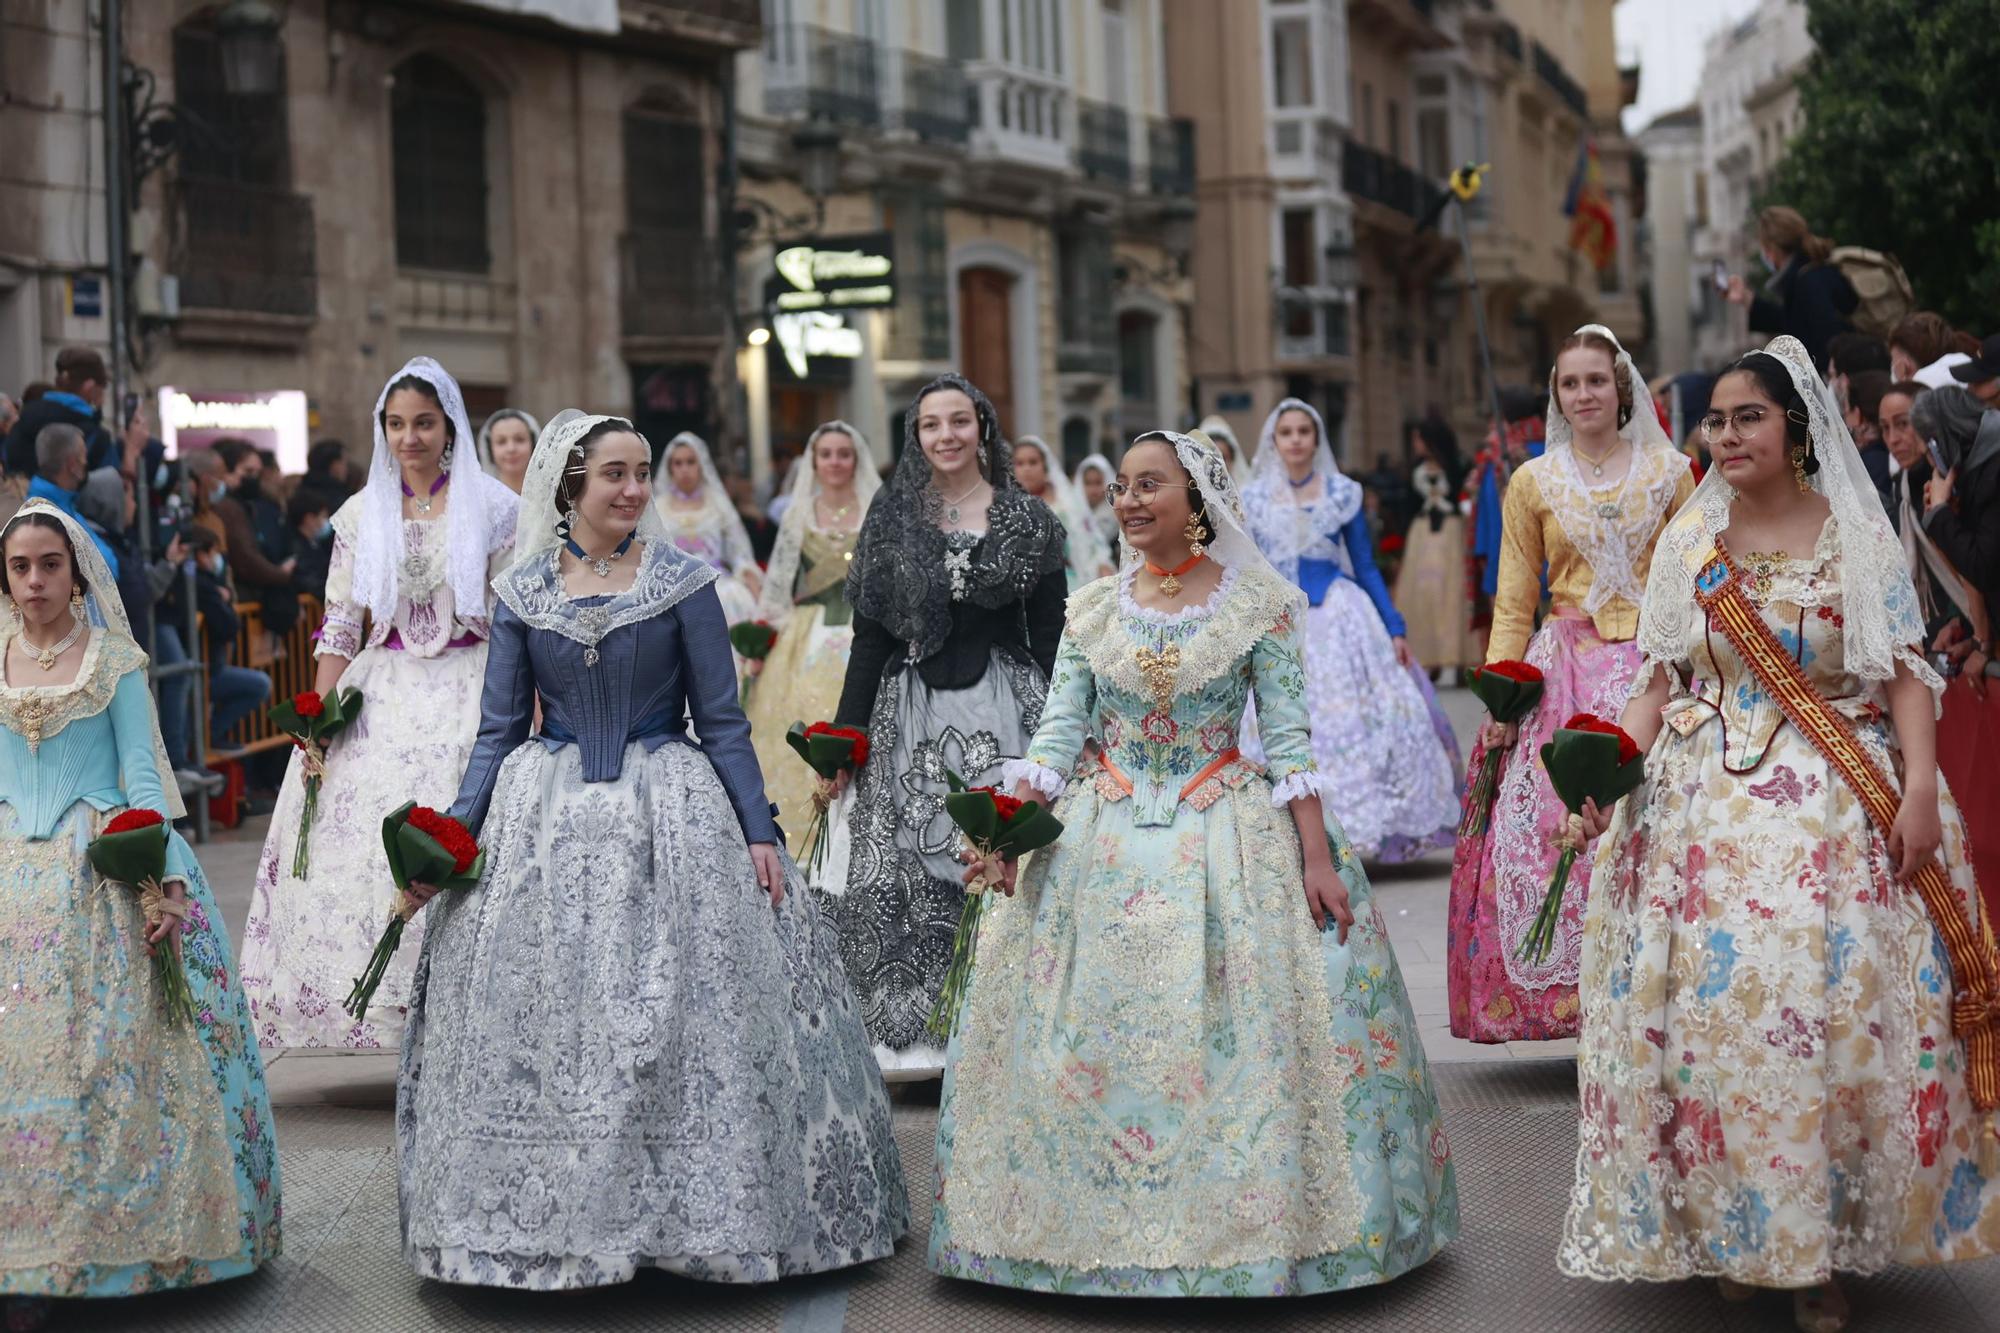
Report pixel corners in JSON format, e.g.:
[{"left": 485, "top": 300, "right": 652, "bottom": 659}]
[
  {"left": 291, "top": 776, "right": 320, "bottom": 880},
  {"left": 139, "top": 878, "right": 198, "bottom": 1026},
  {"left": 926, "top": 891, "right": 987, "bottom": 1042},
  {"left": 343, "top": 908, "right": 408, "bottom": 1024},
  {"left": 1459, "top": 748, "right": 1503, "bottom": 838},
  {"left": 1516, "top": 846, "right": 1577, "bottom": 964}
]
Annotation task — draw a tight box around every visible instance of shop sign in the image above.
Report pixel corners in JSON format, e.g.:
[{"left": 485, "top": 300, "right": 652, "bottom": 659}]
[
  {"left": 771, "top": 310, "right": 863, "bottom": 382},
  {"left": 158, "top": 387, "right": 311, "bottom": 472},
  {"left": 766, "top": 231, "right": 896, "bottom": 312}
]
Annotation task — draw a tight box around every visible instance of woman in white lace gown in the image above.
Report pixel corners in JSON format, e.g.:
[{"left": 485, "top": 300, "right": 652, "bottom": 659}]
[
  {"left": 239, "top": 357, "right": 517, "bottom": 1049},
  {"left": 396, "top": 411, "right": 905, "bottom": 1289},
  {"left": 654, "top": 431, "right": 761, "bottom": 637}
]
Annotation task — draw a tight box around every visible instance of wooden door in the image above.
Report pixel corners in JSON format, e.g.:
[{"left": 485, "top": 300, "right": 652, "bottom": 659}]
[{"left": 957, "top": 266, "right": 1015, "bottom": 437}]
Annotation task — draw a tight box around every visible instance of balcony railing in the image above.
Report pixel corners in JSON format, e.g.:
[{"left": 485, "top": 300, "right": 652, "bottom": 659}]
[
  {"left": 621, "top": 228, "right": 723, "bottom": 339},
  {"left": 1077, "top": 101, "right": 1132, "bottom": 185},
  {"left": 1148, "top": 116, "right": 1194, "bottom": 195},
  {"left": 968, "top": 67, "right": 1071, "bottom": 170},
  {"left": 172, "top": 176, "right": 317, "bottom": 317},
  {"left": 1532, "top": 40, "right": 1589, "bottom": 119},
  {"left": 896, "top": 49, "right": 973, "bottom": 144},
  {"left": 764, "top": 24, "right": 880, "bottom": 128},
  {"left": 1342, "top": 140, "right": 1445, "bottom": 221}
]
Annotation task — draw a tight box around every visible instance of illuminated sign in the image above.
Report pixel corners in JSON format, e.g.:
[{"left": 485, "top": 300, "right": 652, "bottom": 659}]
[
  {"left": 765, "top": 231, "right": 896, "bottom": 312},
  {"left": 158, "top": 387, "right": 311, "bottom": 473},
  {"left": 772, "top": 310, "right": 863, "bottom": 381}
]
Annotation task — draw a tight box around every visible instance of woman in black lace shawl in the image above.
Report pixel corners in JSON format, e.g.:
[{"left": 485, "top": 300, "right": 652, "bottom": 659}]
[{"left": 828, "top": 374, "right": 1067, "bottom": 1079}]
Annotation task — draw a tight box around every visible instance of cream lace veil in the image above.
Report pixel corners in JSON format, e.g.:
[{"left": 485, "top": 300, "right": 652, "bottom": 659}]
[
  {"left": 755, "top": 419, "right": 880, "bottom": 621},
  {"left": 513, "top": 410, "right": 673, "bottom": 566},
  {"left": 654, "top": 431, "right": 757, "bottom": 576}
]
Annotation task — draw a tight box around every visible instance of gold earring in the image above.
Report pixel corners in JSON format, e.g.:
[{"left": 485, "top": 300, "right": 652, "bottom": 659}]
[
  {"left": 1790, "top": 443, "right": 1810, "bottom": 493},
  {"left": 1183, "top": 511, "right": 1207, "bottom": 560},
  {"left": 70, "top": 585, "right": 83, "bottom": 610}
]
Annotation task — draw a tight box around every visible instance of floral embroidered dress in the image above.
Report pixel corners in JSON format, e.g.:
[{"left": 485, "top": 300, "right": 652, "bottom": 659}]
[
  {"left": 1447, "top": 375, "right": 1695, "bottom": 1044},
  {"left": 240, "top": 498, "right": 513, "bottom": 1049},
  {"left": 657, "top": 500, "right": 759, "bottom": 628},
  {"left": 0, "top": 624, "right": 280, "bottom": 1298},
  {"left": 931, "top": 558, "right": 1458, "bottom": 1296},
  {"left": 1562, "top": 511, "right": 2000, "bottom": 1283}
]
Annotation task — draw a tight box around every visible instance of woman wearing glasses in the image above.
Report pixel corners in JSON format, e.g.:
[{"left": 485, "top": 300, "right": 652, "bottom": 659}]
[
  {"left": 929, "top": 431, "right": 1457, "bottom": 1297},
  {"left": 1241, "top": 399, "right": 1461, "bottom": 864},
  {"left": 1445, "top": 326, "right": 1695, "bottom": 1045}
]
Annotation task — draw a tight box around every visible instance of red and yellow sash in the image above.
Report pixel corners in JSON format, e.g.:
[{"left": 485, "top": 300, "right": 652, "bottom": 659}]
[{"left": 1691, "top": 540, "right": 2000, "bottom": 1110}]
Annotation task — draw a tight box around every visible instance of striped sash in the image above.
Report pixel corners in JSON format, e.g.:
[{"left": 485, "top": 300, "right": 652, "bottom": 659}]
[{"left": 1691, "top": 540, "right": 2000, "bottom": 1110}]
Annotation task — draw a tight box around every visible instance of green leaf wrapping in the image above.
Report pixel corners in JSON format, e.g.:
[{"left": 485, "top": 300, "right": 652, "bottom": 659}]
[
  {"left": 991, "top": 801, "right": 1064, "bottom": 856},
  {"left": 380, "top": 800, "right": 485, "bottom": 892},
  {"left": 267, "top": 684, "right": 364, "bottom": 742},
  {"left": 86, "top": 822, "right": 169, "bottom": 886},
  {"left": 944, "top": 790, "right": 999, "bottom": 845},
  {"left": 1465, "top": 668, "right": 1544, "bottom": 724},
  {"left": 784, "top": 722, "right": 862, "bottom": 777},
  {"left": 1538, "top": 729, "right": 1648, "bottom": 814}
]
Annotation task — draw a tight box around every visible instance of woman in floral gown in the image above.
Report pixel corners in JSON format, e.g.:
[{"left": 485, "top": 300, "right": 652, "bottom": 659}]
[
  {"left": 1561, "top": 337, "right": 2000, "bottom": 1332},
  {"left": 931, "top": 431, "right": 1457, "bottom": 1297},
  {"left": 397, "top": 411, "right": 905, "bottom": 1289},
  {"left": 653, "top": 431, "right": 761, "bottom": 640},
  {"left": 1241, "top": 398, "right": 1460, "bottom": 862},
  {"left": 743, "top": 420, "right": 879, "bottom": 856},
  {"left": 1446, "top": 327, "right": 1695, "bottom": 1044},
  {"left": 240, "top": 356, "right": 518, "bottom": 1049},
  {"left": 0, "top": 502, "right": 280, "bottom": 1312}
]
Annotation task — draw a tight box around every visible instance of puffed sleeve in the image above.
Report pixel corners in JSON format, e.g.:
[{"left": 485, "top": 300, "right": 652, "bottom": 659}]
[
  {"left": 1339, "top": 510, "right": 1407, "bottom": 638},
  {"left": 1250, "top": 615, "right": 1325, "bottom": 806},
  {"left": 677, "top": 584, "right": 782, "bottom": 845},
  {"left": 1485, "top": 467, "right": 1547, "bottom": 664},
  {"left": 108, "top": 666, "right": 198, "bottom": 884},
  {"left": 444, "top": 600, "right": 537, "bottom": 836},
  {"left": 316, "top": 528, "right": 365, "bottom": 660},
  {"left": 1001, "top": 627, "right": 1096, "bottom": 802}
]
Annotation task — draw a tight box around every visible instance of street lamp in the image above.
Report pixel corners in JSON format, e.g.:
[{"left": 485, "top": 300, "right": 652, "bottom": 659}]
[{"left": 216, "top": 1, "right": 286, "bottom": 96}]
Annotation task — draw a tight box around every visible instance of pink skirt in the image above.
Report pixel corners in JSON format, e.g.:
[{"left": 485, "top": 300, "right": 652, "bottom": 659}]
[{"left": 1446, "top": 612, "right": 1642, "bottom": 1043}]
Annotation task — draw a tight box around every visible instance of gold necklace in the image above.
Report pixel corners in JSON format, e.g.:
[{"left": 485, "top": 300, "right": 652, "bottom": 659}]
[
  {"left": 14, "top": 614, "right": 85, "bottom": 671},
  {"left": 1573, "top": 439, "right": 1623, "bottom": 479},
  {"left": 816, "top": 494, "right": 857, "bottom": 525}
]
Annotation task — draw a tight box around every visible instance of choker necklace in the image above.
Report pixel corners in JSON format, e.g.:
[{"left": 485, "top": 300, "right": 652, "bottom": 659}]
[
  {"left": 401, "top": 472, "right": 449, "bottom": 514},
  {"left": 565, "top": 532, "right": 636, "bottom": 579},
  {"left": 1573, "top": 439, "right": 1621, "bottom": 480},
  {"left": 1145, "top": 551, "right": 1206, "bottom": 597},
  {"left": 15, "top": 614, "right": 85, "bottom": 670},
  {"left": 937, "top": 476, "right": 985, "bottom": 525},
  {"left": 1287, "top": 471, "right": 1317, "bottom": 490}
]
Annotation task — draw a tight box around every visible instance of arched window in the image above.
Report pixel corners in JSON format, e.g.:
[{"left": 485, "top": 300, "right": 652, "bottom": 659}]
[{"left": 391, "top": 55, "right": 490, "bottom": 273}]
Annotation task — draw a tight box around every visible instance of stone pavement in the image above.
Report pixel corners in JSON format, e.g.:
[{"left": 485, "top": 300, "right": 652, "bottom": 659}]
[{"left": 49, "top": 687, "right": 1997, "bottom": 1331}]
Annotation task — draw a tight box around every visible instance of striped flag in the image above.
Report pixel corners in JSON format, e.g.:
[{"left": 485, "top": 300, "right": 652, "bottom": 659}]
[{"left": 1562, "top": 139, "right": 1617, "bottom": 271}]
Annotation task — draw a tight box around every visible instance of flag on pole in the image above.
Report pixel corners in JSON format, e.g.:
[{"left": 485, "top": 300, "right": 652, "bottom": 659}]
[{"left": 1562, "top": 140, "right": 1617, "bottom": 272}]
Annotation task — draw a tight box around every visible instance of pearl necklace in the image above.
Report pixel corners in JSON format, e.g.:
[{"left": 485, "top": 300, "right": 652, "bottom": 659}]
[{"left": 14, "top": 613, "right": 85, "bottom": 671}]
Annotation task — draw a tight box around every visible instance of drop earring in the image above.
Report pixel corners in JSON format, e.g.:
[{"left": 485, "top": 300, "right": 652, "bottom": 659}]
[
  {"left": 70, "top": 585, "right": 84, "bottom": 612},
  {"left": 1790, "top": 443, "right": 1811, "bottom": 493},
  {"left": 556, "top": 503, "right": 574, "bottom": 540},
  {"left": 1182, "top": 512, "right": 1207, "bottom": 561}
]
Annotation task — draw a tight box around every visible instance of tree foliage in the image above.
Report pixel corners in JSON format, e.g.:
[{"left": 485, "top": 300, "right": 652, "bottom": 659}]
[{"left": 1765, "top": 0, "right": 2000, "bottom": 331}]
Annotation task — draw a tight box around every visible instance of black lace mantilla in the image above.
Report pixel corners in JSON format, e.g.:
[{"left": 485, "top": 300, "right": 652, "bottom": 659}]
[{"left": 846, "top": 373, "right": 1067, "bottom": 663}]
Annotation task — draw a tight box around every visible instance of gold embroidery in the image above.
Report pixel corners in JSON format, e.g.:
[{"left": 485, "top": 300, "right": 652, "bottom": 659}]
[
  {"left": 1135, "top": 643, "right": 1181, "bottom": 714},
  {"left": 0, "top": 631, "right": 143, "bottom": 754}
]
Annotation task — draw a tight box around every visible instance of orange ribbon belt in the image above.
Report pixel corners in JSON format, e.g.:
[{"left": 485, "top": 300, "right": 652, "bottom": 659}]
[
  {"left": 1694, "top": 545, "right": 2000, "bottom": 1110},
  {"left": 1096, "top": 747, "right": 1244, "bottom": 804}
]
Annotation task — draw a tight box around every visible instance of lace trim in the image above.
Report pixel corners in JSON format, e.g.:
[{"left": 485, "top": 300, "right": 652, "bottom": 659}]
[
  {"left": 1065, "top": 563, "right": 1304, "bottom": 706},
  {"left": 1115, "top": 563, "right": 1243, "bottom": 625},
  {"left": 999, "top": 758, "right": 1066, "bottom": 802},
  {"left": 1529, "top": 446, "right": 1687, "bottom": 615},
  {"left": 1267, "top": 768, "right": 1324, "bottom": 806},
  {"left": 494, "top": 538, "right": 718, "bottom": 649},
  {"left": 0, "top": 630, "right": 143, "bottom": 751}
]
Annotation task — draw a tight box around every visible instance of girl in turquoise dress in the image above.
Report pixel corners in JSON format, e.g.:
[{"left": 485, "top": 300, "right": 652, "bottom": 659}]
[
  {"left": 930, "top": 431, "right": 1457, "bottom": 1297},
  {"left": 0, "top": 501, "right": 281, "bottom": 1314}
]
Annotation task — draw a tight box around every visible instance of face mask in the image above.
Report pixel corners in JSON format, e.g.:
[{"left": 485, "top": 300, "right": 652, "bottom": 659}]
[
  {"left": 309, "top": 519, "right": 331, "bottom": 543},
  {"left": 206, "top": 552, "right": 226, "bottom": 577},
  {"left": 210, "top": 481, "right": 228, "bottom": 503}
]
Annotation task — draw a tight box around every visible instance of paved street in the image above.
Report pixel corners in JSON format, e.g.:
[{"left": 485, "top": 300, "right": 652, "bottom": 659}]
[{"left": 49, "top": 686, "right": 2000, "bottom": 1332}]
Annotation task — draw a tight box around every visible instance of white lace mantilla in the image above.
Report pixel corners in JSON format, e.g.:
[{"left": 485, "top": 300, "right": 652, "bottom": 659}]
[
  {"left": 1528, "top": 444, "right": 1687, "bottom": 616},
  {"left": 494, "top": 538, "right": 718, "bottom": 651}
]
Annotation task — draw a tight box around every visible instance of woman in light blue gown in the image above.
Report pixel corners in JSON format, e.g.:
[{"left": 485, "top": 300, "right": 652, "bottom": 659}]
[
  {"left": 0, "top": 501, "right": 281, "bottom": 1313},
  {"left": 929, "top": 432, "right": 1457, "bottom": 1297}
]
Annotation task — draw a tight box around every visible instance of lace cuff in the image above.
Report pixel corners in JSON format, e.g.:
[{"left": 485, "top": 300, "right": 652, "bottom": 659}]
[
  {"left": 316, "top": 612, "right": 363, "bottom": 660},
  {"left": 1268, "top": 768, "right": 1324, "bottom": 806},
  {"left": 1895, "top": 644, "right": 1947, "bottom": 716},
  {"left": 1000, "top": 758, "right": 1066, "bottom": 802}
]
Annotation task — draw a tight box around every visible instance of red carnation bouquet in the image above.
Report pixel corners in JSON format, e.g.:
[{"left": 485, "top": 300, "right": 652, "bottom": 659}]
[
  {"left": 87, "top": 808, "right": 197, "bottom": 1025},
  {"left": 267, "top": 685, "right": 363, "bottom": 879},
  {"left": 1459, "top": 660, "right": 1545, "bottom": 836},
  {"left": 784, "top": 721, "right": 870, "bottom": 878},
  {"left": 343, "top": 801, "right": 485, "bottom": 1023},
  {"left": 1516, "top": 713, "right": 1647, "bottom": 964},
  {"left": 927, "top": 770, "right": 1065, "bottom": 1041}
]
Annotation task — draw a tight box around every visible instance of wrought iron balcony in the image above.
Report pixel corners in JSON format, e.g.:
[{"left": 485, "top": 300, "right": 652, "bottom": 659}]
[
  {"left": 896, "top": 49, "right": 972, "bottom": 145},
  {"left": 1148, "top": 117, "right": 1194, "bottom": 195},
  {"left": 763, "top": 24, "right": 881, "bottom": 128},
  {"left": 1342, "top": 140, "right": 1445, "bottom": 222},
  {"left": 1532, "top": 40, "right": 1589, "bottom": 119},
  {"left": 620, "top": 228, "right": 723, "bottom": 340},
  {"left": 1077, "top": 100, "right": 1132, "bottom": 186},
  {"left": 172, "top": 176, "right": 317, "bottom": 317}
]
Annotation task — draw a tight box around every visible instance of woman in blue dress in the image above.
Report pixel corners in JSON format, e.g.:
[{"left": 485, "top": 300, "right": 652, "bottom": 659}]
[
  {"left": 930, "top": 431, "right": 1457, "bottom": 1297},
  {"left": 1241, "top": 398, "right": 1460, "bottom": 862},
  {"left": 0, "top": 500, "right": 281, "bottom": 1316},
  {"left": 396, "top": 411, "right": 906, "bottom": 1289}
]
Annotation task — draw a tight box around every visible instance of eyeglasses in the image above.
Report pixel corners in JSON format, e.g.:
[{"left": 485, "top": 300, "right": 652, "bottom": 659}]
[
  {"left": 1104, "top": 478, "right": 1197, "bottom": 504},
  {"left": 1698, "top": 406, "right": 1772, "bottom": 443}
]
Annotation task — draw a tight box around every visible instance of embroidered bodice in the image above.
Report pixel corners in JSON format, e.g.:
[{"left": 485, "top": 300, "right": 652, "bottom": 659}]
[
  {"left": 319, "top": 505, "right": 507, "bottom": 659},
  {"left": 447, "top": 539, "right": 777, "bottom": 845},
  {"left": 659, "top": 499, "right": 754, "bottom": 577},
  {"left": 1244, "top": 475, "right": 1405, "bottom": 632},
  {"left": 0, "top": 630, "right": 192, "bottom": 878},
  {"left": 1658, "top": 518, "right": 1889, "bottom": 772},
  {"left": 794, "top": 525, "right": 858, "bottom": 617},
  {"left": 1007, "top": 566, "right": 1322, "bottom": 828}
]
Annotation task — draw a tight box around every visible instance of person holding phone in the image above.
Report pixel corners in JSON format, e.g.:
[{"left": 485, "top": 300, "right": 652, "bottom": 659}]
[{"left": 1915, "top": 385, "right": 2000, "bottom": 635}]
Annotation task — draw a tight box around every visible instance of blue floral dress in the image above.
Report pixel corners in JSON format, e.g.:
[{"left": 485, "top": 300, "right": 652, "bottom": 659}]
[
  {"left": 0, "top": 629, "right": 281, "bottom": 1298},
  {"left": 929, "top": 566, "right": 1457, "bottom": 1295}
]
